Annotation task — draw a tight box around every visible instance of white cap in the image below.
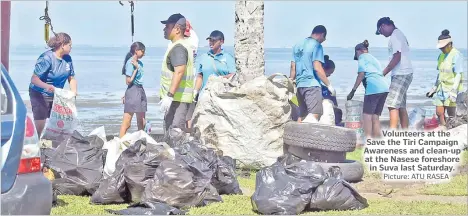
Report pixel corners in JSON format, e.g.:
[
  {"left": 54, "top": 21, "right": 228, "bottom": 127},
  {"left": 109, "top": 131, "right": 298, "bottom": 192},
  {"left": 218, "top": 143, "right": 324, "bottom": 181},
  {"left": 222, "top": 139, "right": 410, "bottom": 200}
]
[{"left": 437, "top": 38, "right": 452, "bottom": 49}]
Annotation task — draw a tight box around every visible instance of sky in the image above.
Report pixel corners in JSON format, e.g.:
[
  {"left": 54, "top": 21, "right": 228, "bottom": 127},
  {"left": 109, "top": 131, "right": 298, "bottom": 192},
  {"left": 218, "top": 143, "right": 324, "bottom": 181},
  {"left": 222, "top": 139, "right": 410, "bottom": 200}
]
[{"left": 9, "top": 1, "right": 468, "bottom": 49}]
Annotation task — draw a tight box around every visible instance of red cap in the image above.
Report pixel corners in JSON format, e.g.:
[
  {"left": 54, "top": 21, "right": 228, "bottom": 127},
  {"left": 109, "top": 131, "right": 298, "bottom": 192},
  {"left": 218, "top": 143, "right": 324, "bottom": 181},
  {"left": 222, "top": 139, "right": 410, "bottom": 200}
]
[{"left": 184, "top": 20, "right": 192, "bottom": 37}]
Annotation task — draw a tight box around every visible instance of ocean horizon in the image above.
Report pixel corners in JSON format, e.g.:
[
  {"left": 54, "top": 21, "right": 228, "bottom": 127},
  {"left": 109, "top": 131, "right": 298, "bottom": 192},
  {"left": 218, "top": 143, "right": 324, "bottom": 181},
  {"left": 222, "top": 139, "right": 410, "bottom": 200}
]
[{"left": 7, "top": 45, "right": 468, "bottom": 134}]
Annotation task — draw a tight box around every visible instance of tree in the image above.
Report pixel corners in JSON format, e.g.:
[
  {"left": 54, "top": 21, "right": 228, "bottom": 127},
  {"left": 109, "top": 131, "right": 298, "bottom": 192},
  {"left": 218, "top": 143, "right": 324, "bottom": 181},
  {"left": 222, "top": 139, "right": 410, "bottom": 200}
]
[{"left": 234, "top": 1, "right": 264, "bottom": 84}]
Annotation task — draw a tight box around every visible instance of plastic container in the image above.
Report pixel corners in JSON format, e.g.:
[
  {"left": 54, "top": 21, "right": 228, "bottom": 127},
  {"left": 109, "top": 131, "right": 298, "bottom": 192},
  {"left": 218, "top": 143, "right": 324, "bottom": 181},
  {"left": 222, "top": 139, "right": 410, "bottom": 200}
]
[
  {"left": 344, "top": 100, "right": 364, "bottom": 144},
  {"left": 408, "top": 107, "right": 426, "bottom": 130}
]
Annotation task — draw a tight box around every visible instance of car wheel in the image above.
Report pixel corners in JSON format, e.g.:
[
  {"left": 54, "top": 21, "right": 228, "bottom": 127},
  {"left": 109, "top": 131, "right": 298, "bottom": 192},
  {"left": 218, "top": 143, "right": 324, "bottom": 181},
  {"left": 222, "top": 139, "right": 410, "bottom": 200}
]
[
  {"left": 283, "top": 121, "right": 357, "bottom": 152},
  {"left": 285, "top": 145, "right": 346, "bottom": 163}
]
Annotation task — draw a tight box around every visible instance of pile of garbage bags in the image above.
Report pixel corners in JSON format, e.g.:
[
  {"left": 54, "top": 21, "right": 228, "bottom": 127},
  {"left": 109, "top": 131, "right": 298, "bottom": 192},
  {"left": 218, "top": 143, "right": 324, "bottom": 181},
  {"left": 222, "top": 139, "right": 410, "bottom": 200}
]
[
  {"left": 251, "top": 153, "right": 368, "bottom": 215},
  {"left": 41, "top": 126, "right": 242, "bottom": 214}
]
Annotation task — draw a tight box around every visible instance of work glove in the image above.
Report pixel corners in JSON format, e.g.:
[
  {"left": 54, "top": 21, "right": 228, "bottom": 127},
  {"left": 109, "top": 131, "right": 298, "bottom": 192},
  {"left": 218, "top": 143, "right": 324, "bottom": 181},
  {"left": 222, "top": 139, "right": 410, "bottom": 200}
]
[
  {"left": 327, "top": 84, "right": 336, "bottom": 97},
  {"left": 426, "top": 86, "right": 437, "bottom": 98},
  {"left": 347, "top": 89, "right": 356, "bottom": 101},
  {"left": 159, "top": 96, "right": 173, "bottom": 114},
  {"left": 449, "top": 89, "right": 458, "bottom": 102},
  {"left": 193, "top": 90, "right": 199, "bottom": 102}
]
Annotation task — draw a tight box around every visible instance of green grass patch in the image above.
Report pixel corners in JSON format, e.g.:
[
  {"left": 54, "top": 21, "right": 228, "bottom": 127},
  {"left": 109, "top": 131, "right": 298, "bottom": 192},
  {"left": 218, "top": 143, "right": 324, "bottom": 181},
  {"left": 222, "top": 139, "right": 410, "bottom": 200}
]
[
  {"left": 52, "top": 195, "right": 127, "bottom": 215},
  {"left": 419, "top": 174, "right": 468, "bottom": 196}
]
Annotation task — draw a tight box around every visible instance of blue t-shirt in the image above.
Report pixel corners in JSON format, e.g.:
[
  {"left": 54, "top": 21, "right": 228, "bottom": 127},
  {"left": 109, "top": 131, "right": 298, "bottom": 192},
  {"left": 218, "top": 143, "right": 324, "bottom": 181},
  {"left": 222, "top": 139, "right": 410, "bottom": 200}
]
[
  {"left": 29, "top": 50, "right": 75, "bottom": 96},
  {"left": 124, "top": 58, "right": 144, "bottom": 86},
  {"left": 292, "top": 38, "right": 324, "bottom": 88},
  {"left": 197, "top": 49, "right": 236, "bottom": 96},
  {"left": 357, "top": 53, "right": 389, "bottom": 95}
]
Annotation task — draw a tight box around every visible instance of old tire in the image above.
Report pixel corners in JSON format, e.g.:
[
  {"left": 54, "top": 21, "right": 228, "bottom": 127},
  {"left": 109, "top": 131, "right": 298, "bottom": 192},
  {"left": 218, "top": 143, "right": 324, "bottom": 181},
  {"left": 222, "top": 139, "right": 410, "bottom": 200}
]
[
  {"left": 285, "top": 145, "right": 346, "bottom": 163},
  {"left": 317, "top": 160, "right": 364, "bottom": 183},
  {"left": 283, "top": 121, "right": 356, "bottom": 152}
]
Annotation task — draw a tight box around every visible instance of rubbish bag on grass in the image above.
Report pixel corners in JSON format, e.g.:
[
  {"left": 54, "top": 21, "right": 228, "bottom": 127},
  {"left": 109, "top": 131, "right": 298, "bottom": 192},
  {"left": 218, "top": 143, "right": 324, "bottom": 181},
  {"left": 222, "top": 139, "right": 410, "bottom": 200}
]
[
  {"left": 192, "top": 73, "right": 295, "bottom": 168},
  {"left": 251, "top": 156, "right": 327, "bottom": 215},
  {"left": 447, "top": 89, "right": 468, "bottom": 129},
  {"left": 141, "top": 158, "right": 222, "bottom": 209},
  {"left": 41, "top": 88, "right": 80, "bottom": 141},
  {"left": 91, "top": 137, "right": 173, "bottom": 204},
  {"left": 106, "top": 201, "right": 185, "bottom": 215},
  {"left": 47, "top": 130, "right": 106, "bottom": 195},
  {"left": 170, "top": 130, "right": 243, "bottom": 195},
  {"left": 309, "top": 166, "right": 368, "bottom": 211}
]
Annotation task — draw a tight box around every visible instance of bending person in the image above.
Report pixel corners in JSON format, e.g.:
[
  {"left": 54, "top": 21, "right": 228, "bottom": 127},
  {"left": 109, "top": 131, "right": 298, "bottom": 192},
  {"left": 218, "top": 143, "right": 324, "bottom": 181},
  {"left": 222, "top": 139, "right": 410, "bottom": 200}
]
[
  {"left": 347, "top": 40, "right": 390, "bottom": 138},
  {"left": 119, "top": 42, "right": 147, "bottom": 138},
  {"left": 426, "top": 29, "right": 464, "bottom": 126},
  {"left": 29, "top": 32, "right": 77, "bottom": 137},
  {"left": 291, "top": 25, "right": 335, "bottom": 123}
]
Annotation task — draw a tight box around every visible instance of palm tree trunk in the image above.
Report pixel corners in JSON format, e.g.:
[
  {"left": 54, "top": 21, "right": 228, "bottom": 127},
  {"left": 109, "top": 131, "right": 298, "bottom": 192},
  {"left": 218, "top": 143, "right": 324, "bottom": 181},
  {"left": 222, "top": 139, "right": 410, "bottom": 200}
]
[{"left": 234, "top": 1, "right": 265, "bottom": 84}]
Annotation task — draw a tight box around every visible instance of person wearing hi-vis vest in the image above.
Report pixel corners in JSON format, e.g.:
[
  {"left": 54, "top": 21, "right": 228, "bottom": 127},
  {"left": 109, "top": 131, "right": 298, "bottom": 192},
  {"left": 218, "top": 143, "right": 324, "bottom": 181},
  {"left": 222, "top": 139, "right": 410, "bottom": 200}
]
[
  {"left": 426, "top": 29, "right": 464, "bottom": 126},
  {"left": 159, "top": 13, "right": 195, "bottom": 133}
]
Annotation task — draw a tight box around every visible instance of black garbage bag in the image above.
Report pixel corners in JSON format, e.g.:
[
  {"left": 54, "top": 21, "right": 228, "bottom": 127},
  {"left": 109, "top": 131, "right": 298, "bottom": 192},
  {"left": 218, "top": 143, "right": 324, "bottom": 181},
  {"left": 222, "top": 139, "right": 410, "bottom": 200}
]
[
  {"left": 212, "top": 156, "right": 242, "bottom": 195},
  {"left": 309, "top": 166, "right": 369, "bottom": 211},
  {"left": 91, "top": 139, "right": 171, "bottom": 204},
  {"left": 447, "top": 89, "right": 468, "bottom": 129},
  {"left": 141, "top": 157, "right": 222, "bottom": 209},
  {"left": 251, "top": 157, "right": 327, "bottom": 215},
  {"left": 47, "top": 130, "right": 105, "bottom": 196},
  {"left": 106, "top": 201, "right": 185, "bottom": 215}
]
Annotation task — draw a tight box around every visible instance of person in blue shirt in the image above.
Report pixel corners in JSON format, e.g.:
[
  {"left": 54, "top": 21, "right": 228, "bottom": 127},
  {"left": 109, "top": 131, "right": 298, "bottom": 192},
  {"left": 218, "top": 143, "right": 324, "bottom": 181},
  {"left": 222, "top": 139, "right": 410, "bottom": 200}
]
[
  {"left": 290, "top": 55, "right": 342, "bottom": 125},
  {"left": 347, "top": 40, "right": 390, "bottom": 138},
  {"left": 186, "top": 30, "right": 236, "bottom": 127},
  {"left": 28, "top": 32, "right": 77, "bottom": 137},
  {"left": 290, "top": 25, "right": 336, "bottom": 123},
  {"left": 119, "top": 42, "right": 147, "bottom": 138}
]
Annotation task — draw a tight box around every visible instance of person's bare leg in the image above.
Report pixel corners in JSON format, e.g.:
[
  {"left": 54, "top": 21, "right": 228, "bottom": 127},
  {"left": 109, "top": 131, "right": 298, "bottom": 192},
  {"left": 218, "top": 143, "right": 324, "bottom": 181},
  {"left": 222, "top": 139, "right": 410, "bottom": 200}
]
[
  {"left": 399, "top": 108, "right": 409, "bottom": 129},
  {"left": 136, "top": 112, "right": 146, "bottom": 131},
  {"left": 362, "top": 114, "right": 373, "bottom": 139},
  {"left": 297, "top": 117, "right": 302, "bottom": 123},
  {"left": 372, "top": 114, "right": 382, "bottom": 138},
  {"left": 388, "top": 108, "right": 400, "bottom": 129},
  {"left": 436, "top": 106, "right": 446, "bottom": 126},
  {"left": 119, "top": 113, "right": 134, "bottom": 138},
  {"left": 35, "top": 120, "right": 46, "bottom": 137},
  {"left": 186, "top": 120, "right": 192, "bottom": 129}
]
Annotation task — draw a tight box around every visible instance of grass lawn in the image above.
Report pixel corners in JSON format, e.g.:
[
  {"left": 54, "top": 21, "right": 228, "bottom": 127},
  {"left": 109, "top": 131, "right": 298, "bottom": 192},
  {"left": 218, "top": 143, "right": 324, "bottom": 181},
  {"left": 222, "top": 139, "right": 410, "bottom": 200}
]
[{"left": 51, "top": 149, "right": 468, "bottom": 215}]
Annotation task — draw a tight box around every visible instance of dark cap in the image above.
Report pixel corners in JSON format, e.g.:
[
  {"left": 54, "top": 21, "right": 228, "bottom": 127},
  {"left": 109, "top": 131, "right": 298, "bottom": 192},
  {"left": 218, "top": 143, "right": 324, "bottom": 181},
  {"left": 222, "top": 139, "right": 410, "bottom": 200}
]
[
  {"left": 161, "top": 13, "right": 186, "bottom": 27},
  {"left": 375, "top": 17, "right": 394, "bottom": 35},
  {"left": 353, "top": 43, "right": 367, "bottom": 60},
  {"left": 206, "top": 30, "right": 225, "bottom": 41}
]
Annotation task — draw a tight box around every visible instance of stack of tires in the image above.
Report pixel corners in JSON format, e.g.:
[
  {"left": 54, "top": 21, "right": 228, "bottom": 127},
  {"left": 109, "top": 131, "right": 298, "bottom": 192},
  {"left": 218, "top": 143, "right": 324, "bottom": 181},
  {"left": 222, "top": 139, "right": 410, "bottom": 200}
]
[{"left": 283, "top": 121, "right": 364, "bottom": 183}]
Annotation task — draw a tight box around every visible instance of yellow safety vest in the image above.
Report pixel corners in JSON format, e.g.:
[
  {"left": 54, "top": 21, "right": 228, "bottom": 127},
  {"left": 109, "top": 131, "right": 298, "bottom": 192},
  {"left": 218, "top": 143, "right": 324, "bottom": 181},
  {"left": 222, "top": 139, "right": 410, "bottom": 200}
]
[
  {"left": 161, "top": 39, "right": 195, "bottom": 103},
  {"left": 436, "top": 47, "right": 464, "bottom": 94}
]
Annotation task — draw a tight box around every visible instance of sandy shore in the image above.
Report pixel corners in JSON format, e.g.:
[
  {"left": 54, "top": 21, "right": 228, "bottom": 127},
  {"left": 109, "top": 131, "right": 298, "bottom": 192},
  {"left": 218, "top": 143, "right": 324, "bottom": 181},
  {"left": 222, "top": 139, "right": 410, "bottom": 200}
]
[{"left": 22, "top": 94, "right": 434, "bottom": 135}]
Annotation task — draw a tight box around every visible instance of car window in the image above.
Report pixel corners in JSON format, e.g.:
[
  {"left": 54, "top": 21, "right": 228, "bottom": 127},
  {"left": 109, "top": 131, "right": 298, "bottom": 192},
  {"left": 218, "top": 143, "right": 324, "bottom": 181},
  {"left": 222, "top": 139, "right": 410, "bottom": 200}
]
[{"left": 1, "top": 79, "right": 12, "bottom": 115}]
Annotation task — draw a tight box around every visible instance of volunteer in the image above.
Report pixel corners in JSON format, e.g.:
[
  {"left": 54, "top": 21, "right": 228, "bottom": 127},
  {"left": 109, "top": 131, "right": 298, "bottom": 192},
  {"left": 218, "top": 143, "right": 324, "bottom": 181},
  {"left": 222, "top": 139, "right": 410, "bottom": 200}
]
[
  {"left": 290, "top": 55, "right": 340, "bottom": 125},
  {"left": 376, "top": 17, "right": 413, "bottom": 129},
  {"left": 159, "top": 13, "right": 195, "bottom": 134},
  {"left": 426, "top": 29, "right": 464, "bottom": 126},
  {"left": 119, "top": 42, "right": 147, "bottom": 138},
  {"left": 189, "top": 30, "right": 236, "bottom": 119},
  {"left": 347, "top": 40, "right": 390, "bottom": 138},
  {"left": 291, "top": 25, "right": 336, "bottom": 123},
  {"left": 28, "top": 32, "right": 77, "bottom": 136}
]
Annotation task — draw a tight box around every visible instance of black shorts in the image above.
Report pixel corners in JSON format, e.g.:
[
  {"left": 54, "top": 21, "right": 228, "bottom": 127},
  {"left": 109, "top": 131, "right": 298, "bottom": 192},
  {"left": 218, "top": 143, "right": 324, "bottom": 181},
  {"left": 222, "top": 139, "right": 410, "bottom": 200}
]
[
  {"left": 124, "top": 84, "right": 147, "bottom": 113},
  {"left": 363, "top": 92, "right": 388, "bottom": 116},
  {"left": 29, "top": 88, "right": 54, "bottom": 121},
  {"left": 297, "top": 87, "right": 323, "bottom": 117}
]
